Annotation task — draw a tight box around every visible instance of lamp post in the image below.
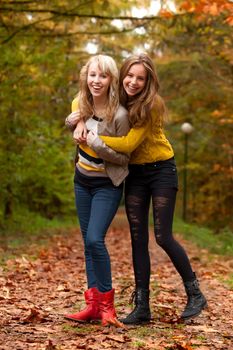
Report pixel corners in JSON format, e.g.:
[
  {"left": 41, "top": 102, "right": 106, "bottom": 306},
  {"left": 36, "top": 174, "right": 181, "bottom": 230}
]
[{"left": 181, "top": 122, "right": 194, "bottom": 221}]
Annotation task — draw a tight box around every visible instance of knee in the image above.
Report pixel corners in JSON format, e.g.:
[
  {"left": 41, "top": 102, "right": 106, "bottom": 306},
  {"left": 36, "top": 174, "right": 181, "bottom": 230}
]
[
  {"left": 155, "top": 233, "right": 171, "bottom": 249},
  {"left": 86, "top": 237, "right": 103, "bottom": 254}
]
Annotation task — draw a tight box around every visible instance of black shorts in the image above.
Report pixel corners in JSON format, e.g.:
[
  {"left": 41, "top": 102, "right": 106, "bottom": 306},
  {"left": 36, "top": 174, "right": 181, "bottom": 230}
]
[{"left": 126, "top": 157, "right": 178, "bottom": 191}]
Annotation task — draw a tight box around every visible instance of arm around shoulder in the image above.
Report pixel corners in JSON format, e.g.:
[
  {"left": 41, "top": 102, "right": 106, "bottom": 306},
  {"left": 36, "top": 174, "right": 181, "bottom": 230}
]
[
  {"left": 87, "top": 133, "right": 130, "bottom": 166},
  {"left": 100, "top": 122, "right": 150, "bottom": 153}
]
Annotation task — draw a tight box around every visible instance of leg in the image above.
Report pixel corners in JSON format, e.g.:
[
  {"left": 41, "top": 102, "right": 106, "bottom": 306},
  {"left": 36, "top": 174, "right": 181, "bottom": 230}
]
[
  {"left": 151, "top": 187, "right": 194, "bottom": 282},
  {"left": 86, "top": 186, "right": 123, "bottom": 292},
  {"left": 86, "top": 186, "right": 124, "bottom": 327},
  {"left": 125, "top": 182, "right": 151, "bottom": 289},
  {"left": 65, "top": 183, "right": 100, "bottom": 323},
  {"left": 122, "top": 178, "right": 151, "bottom": 324},
  {"left": 152, "top": 187, "right": 207, "bottom": 319},
  {"left": 71, "top": 183, "right": 123, "bottom": 325},
  {"left": 74, "top": 182, "right": 96, "bottom": 289}
]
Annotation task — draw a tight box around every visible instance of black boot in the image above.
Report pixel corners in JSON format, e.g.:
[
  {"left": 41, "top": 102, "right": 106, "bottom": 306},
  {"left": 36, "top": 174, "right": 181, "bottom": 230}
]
[
  {"left": 121, "top": 288, "right": 151, "bottom": 325},
  {"left": 181, "top": 275, "right": 207, "bottom": 320}
]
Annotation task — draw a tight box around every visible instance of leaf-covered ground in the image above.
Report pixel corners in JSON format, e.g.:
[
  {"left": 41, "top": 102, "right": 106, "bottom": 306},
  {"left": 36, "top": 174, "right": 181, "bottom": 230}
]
[{"left": 0, "top": 212, "right": 233, "bottom": 350}]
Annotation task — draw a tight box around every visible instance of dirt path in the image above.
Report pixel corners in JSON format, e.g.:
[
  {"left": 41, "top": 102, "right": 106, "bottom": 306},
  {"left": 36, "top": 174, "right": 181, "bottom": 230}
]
[{"left": 0, "top": 213, "right": 232, "bottom": 349}]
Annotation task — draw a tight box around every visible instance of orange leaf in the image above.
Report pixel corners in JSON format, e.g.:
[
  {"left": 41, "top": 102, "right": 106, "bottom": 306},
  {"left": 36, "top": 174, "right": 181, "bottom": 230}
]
[
  {"left": 180, "top": 1, "right": 195, "bottom": 12},
  {"left": 225, "top": 16, "right": 233, "bottom": 26},
  {"left": 159, "top": 9, "right": 174, "bottom": 18},
  {"left": 207, "top": 3, "right": 219, "bottom": 16}
]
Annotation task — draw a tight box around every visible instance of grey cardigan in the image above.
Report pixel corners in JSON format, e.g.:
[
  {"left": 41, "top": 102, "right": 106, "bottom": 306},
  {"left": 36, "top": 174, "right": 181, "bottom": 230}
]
[{"left": 65, "top": 105, "right": 130, "bottom": 186}]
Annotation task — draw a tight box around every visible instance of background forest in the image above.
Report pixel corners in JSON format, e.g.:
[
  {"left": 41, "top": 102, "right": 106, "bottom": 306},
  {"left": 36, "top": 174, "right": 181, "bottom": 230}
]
[{"left": 0, "top": 0, "right": 232, "bottom": 234}]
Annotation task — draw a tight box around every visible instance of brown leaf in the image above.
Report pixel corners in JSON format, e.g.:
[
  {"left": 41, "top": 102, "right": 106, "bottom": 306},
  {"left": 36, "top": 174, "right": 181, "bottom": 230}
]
[
  {"left": 105, "top": 334, "right": 126, "bottom": 343},
  {"left": 171, "top": 342, "right": 193, "bottom": 350},
  {"left": 22, "top": 307, "right": 47, "bottom": 323},
  {"left": 45, "top": 339, "right": 57, "bottom": 350}
]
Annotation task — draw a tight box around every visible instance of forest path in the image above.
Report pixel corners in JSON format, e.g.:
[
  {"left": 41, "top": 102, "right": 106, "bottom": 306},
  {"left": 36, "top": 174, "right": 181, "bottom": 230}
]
[{"left": 0, "top": 212, "right": 232, "bottom": 349}]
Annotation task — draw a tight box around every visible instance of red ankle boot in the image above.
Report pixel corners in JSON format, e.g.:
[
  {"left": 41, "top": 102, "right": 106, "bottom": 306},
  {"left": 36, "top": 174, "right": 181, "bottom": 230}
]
[
  {"left": 65, "top": 287, "right": 101, "bottom": 322},
  {"left": 98, "top": 289, "right": 123, "bottom": 327}
]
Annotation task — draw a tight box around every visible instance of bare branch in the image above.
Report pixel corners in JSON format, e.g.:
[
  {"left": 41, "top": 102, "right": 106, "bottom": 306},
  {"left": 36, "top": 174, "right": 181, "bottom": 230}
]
[
  {"left": 0, "top": 1, "right": 38, "bottom": 4},
  {"left": 0, "top": 15, "right": 55, "bottom": 44},
  {"left": 0, "top": 7, "right": 161, "bottom": 22},
  {"left": 0, "top": 21, "right": 146, "bottom": 44}
]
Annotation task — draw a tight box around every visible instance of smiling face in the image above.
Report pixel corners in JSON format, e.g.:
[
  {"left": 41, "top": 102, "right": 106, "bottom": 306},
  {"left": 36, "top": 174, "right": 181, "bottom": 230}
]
[
  {"left": 123, "top": 63, "right": 147, "bottom": 97},
  {"left": 87, "top": 61, "right": 111, "bottom": 100}
]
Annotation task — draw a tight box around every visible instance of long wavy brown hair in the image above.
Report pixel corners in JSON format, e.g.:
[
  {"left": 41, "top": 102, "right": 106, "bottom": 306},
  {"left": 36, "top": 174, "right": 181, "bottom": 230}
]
[
  {"left": 119, "top": 53, "right": 167, "bottom": 127},
  {"left": 77, "top": 55, "right": 119, "bottom": 122}
]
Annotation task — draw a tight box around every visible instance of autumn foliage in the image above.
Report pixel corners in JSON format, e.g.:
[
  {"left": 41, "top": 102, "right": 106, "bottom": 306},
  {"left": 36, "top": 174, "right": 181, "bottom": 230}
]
[
  {"left": 0, "top": 0, "right": 232, "bottom": 230},
  {"left": 180, "top": 0, "right": 233, "bottom": 24}
]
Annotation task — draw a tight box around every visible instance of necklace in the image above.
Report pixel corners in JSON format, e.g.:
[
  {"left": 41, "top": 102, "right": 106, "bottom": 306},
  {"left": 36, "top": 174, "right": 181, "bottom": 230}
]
[
  {"left": 93, "top": 100, "right": 108, "bottom": 119},
  {"left": 94, "top": 107, "right": 106, "bottom": 119}
]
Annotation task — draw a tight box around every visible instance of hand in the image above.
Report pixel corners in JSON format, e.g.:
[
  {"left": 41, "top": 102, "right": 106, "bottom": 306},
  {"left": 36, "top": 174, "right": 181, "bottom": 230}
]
[
  {"left": 73, "top": 120, "right": 87, "bottom": 143},
  {"left": 86, "top": 130, "right": 98, "bottom": 145},
  {"left": 66, "top": 111, "right": 81, "bottom": 125}
]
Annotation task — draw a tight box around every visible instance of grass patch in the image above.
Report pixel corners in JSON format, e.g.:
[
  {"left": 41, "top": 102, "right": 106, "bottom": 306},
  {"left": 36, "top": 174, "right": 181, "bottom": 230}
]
[
  {"left": 132, "top": 340, "right": 146, "bottom": 348},
  {"left": 1, "top": 208, "right": 77, "bottom": 235},
  {"left": 196, "top": 335, "right": 207, "bottom": 342},
  {"left": 219, "top": 273, "right": 233, "bottom": 290},
  {"left": 225, "top": 273, "right": 233, "bottom": 289},
  {"left": 128, "top": 325, "right": 159, "bottom": 338},
  {"left": 148, "top": 209, "right": 233, "bottom": 257},
  {"left": 150, "top": 280, "right": 160, "bottom": 299},
  {"left": 173, "top": 216, "right": 233, "bottom": 257},
  {"left": 0, "top": 209, "right": 77, "bottom": 263},
  {"left": 62, "top": 323, "right": 97, "bottom": 334}
]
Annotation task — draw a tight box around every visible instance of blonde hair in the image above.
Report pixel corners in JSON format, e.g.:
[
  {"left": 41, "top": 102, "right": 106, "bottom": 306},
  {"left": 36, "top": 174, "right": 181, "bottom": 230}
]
[
  {"left": 119, "top": 53, "right": 167, "bottom": 127},
  {"left": 77, "top": 55, "right": 119, "bottom": 122}
]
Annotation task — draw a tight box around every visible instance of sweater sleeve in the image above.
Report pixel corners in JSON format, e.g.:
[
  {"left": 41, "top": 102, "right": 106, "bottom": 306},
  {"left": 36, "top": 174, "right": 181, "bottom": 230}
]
[
  {"left": 90, "top": 137, "right": 130, "bottom": 165},
  {"left": 65, "top": 97, "right": 80, "bottom": 130},
  {"left": 87, "top": 106, "right": 130, "bottom": 165},
  {"left": 100, "top": 123, "right": 149, "bottom": 153},
  {"left": 71, "top": 97, "right": 79, "bottom": 112}
]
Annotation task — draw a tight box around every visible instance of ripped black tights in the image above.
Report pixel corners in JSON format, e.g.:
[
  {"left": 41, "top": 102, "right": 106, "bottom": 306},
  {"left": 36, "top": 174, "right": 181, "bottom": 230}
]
[{"left": 125, "top": 187, "right": 194, "bottom": 289}]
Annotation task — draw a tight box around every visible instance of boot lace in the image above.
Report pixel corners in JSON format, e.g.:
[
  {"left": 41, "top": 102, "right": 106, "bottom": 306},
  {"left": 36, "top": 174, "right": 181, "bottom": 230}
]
[{"left": 129, "top": 290, "right": 136, "bottom": 304}]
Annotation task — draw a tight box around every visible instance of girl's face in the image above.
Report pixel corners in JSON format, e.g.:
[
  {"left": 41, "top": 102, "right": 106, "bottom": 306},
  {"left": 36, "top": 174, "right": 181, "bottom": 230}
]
[
  {"left": 87, "top": 62, "right": 111, "bottom": 99},
  {"left": 123, "top": 63, "right": 147, "bottom": 97}
]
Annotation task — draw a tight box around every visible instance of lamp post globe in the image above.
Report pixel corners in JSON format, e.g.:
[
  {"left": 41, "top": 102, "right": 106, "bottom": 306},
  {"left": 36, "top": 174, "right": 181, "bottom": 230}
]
[
  {"left": 181, "top": 122, "right": 194, "bottom": 134},
  {"left": 181, "top": 122, "right": 193, "bottom": 221}
]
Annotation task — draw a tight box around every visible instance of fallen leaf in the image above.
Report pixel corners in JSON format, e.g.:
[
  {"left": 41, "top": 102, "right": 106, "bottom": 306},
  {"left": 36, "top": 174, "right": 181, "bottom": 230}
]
[{"left": 22, "top": 307, "right": 47, "bottom": 324}]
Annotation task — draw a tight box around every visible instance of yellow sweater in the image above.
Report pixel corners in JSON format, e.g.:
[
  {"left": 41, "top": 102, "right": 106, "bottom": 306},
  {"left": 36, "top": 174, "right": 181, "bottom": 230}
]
[{"left": 100, "top": 108, "right": 174, "bottom": 164}]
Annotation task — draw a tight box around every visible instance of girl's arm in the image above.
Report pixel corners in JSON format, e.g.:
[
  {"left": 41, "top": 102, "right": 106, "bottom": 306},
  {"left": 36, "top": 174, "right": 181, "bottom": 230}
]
[
  {"left": 65, "top": 97, "right": 82, "bottom": 131},
  {"left": 73, "top": 119, "right": 87, "bottom": 143},
  {"left": 87, "top": 107, "right": 130, "bottom": 165},
  {"left": 86, "top": 108, "right": 130, "bottom": 166},
  {"left": 66, "top": 98, "right": 130, "bottom": 165},
  {"left": 87, "top": 132, "right": 130, "bottom": 166},
  {"left": 65, "top": 97, "right": 87, "bottom": 142},
  {"left": 65, "top": 111, "right": 81, "bottom": 131},
  {"left": 100, "top": 123, "right": 150, "bottom": 153}
]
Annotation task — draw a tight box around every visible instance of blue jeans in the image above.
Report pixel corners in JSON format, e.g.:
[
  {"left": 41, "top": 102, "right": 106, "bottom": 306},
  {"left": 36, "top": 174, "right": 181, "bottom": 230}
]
[{"left": 74, "top": 182, "right": 123, "bottom": 292}]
